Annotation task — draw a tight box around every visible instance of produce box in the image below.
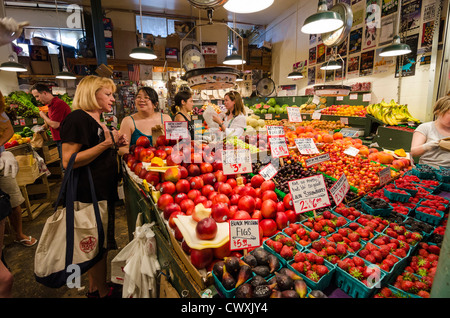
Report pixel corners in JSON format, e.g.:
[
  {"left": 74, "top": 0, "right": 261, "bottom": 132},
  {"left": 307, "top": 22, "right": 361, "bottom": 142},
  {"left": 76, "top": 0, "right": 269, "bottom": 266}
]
[
  {"left": 15, "top": 154, "right": 39, "bottom": 186},
  {"left": 42, "top": 145, "right": 59, "bottom": 162},
  {"left": 411, "top": 164, "right": 437, "bottom": 180},
  {"left": 360, "top": 197, "right": 393, "bottom": 217},
  {"left": 383, "top": 188, "right": 411, "bottom": 203},
  {"left": 263, "top": 232, "right": 304, "bottom": 266}
]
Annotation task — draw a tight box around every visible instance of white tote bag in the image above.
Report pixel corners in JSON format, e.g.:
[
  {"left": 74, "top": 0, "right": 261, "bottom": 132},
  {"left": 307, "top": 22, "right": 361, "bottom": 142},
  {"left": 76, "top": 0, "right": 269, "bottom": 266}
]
[{"left": 34, "top": 153, "right": 108, "bottom": 288}]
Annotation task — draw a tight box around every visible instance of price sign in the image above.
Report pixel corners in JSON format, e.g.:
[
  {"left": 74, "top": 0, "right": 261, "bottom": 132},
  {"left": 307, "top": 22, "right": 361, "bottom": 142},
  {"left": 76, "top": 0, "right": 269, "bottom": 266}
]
[
  {"left": 164, "top": 121, "right": 189, "bottom": 140},
  {"left": 305, "top": 153, "right": 331, "bottom": 167},
  {"left": 340, "top": 117, "right": 349, "bottom": 125},
  {"left": 287, "top": 107, "right": 302, "bottom": 122},
  {"left": 379, "top": 167, "right": 391, "bottom": 185},
  {"left": 329, "top": 173, "right": 350, "bottom": 206},
  {"left": 340, "top": 129, "right": 359, "bottom": 138},
  {"left": 32, "top": 118, "right": 38, "bottom": 124},
  {"left": 222, "top": 149, "right": 253, "bottom": 175},
  {"left": 265, "top": 113, "right": 273, "bottom": 119},
  {"left": 259, "top": 163, "right": 278, "bottom": 181},
  {"left": 344, "top": 146, "right": 359, "bottom": 157},
  {"left": 19, "top": 119, "right": 25, "bottom": 126},
  {"left": 229, "top": 219, "right": 261, "bottom": 251},
  {"left": 266, "top": 125, "right": 285, "bottom": 137},
  {"left": 288, "top": 174, "right": 331, "bottom": 214},
  {"left": 312, "top": 111, "right": 322, "bottom": 120},
  {"left": 295, "top": 138, "right": 319, "bottom": 155},
  {"left": 269, "top": 137, "right": 289, "bottom": 158}
]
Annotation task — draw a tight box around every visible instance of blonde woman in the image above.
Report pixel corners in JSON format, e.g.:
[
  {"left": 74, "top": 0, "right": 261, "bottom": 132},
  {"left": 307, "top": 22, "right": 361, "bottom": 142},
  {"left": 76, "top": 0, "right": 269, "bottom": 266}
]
[
  {"left": 212, "top": 90, "right": 246, "bottom": 138},
  {"left": 411, "top": 96, "right": 450, "bottom": 168},
  {"left": 60, "top": 75, "right": 127, "bottom": 298}
]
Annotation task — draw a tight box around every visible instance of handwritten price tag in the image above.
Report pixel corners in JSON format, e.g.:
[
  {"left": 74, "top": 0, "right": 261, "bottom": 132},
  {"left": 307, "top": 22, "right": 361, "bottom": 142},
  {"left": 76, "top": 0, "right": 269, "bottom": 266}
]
[
  {"left": 265, "top": 113, "right": 273, "bottom": 120},
  {"left": 305, "top": 153, "right": 331, "bottom": 167},
  {"left": 164, "top": 121, "right": 189, "bottom": 140},
  {"left": 259, "top": 163, "right": 278, "bottom": 181},
  {"left": 229, "top": 219, "right": 261, "bottom": 251},
  {"left": 344, "top": 146, "right": 359, "bottom": 157},
  {"left": 269, "top": 137, "right": 289, "bottom": 158},
  {"left": 266, "top": 125, "right": 285, "bottom": 137},
  {"left": 222, "top": 149, "right": 253, "bottom": 175},
  {"left": 287, "top": 107, "right": 302, "bottom": 122},
  {"left": 329, "top": 173, "right": 350, "bottom": 206},
  {"left": 288, "top": 175, "right": 331, "bottom": 214},
  {"left": 312, "top": 111, "right": 322, "bottom": 120},
  {"left": 379, "top": 167, "right": 391, "bottom": 186},
  {"left": 295, "top": 138, "right": 319, "bottom": 155},
  {"left": 340, "top": 117, "right": 349, "bottom": 125}
]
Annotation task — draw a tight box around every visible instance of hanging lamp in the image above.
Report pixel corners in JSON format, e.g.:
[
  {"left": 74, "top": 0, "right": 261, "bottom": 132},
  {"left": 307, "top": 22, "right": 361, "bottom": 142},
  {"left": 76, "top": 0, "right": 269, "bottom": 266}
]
[
  {"left": 0, "top": 54, "right": 27, "bottom": 72},
  {"left": 54, "top": 0, "right": 76, "bottom": 79},
  {"left": 287, "top": 2, "right": 303, "bottom": 79},
  {"left": 223, "top": 13, "right": 246, "bottom": 65},
  {"left": 379, "top": 0, "right": 410, "bottom": 57},
  {"left": 301, "top": 0, "right": 343, "bottom": 34},
  {"left": 223, "top": 0, "right": 274, "bottom": 14},
  {"left": 130, "top": 0, "right": 157, "bottom": 60}
]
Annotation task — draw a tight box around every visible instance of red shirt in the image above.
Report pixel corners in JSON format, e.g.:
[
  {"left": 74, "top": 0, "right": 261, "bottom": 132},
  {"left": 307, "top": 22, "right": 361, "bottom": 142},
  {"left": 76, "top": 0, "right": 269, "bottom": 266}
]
[{"left": 47, "top": 97, "right": 71, "bottom": 141}]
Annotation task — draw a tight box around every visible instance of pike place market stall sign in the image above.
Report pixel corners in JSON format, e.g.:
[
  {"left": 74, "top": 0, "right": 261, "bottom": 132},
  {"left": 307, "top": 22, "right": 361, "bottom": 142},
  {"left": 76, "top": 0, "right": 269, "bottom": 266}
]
[{"left": 288, "top": 174, "right": 331, "bottom": 214}]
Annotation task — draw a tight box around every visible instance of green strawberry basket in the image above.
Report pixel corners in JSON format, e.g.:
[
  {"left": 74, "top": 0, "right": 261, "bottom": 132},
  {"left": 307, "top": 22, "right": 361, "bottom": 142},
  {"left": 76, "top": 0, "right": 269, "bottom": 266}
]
[
  {"left": 411, "top": 164, "right": 437, "bottom": 180},
  {"left": 413, "top": 207, "right": 444, "bottom": 226},
  {"left": 436, "top": 166, "right": 450, "bottom": 184},
  {"left": 263, "top": 232, "right": 304, "bottom": 267},
  {"left": 360, "top": 197, "right": 393, "bottom": 217},
  {"left": 383, "top": 188, "right": 411, "bottom": 203},
  {"left": 376, "top": 285, "right": 421, "bottom": 298},
  {"left": 212, "top": 267, "right": 255, "bottom": 298}
]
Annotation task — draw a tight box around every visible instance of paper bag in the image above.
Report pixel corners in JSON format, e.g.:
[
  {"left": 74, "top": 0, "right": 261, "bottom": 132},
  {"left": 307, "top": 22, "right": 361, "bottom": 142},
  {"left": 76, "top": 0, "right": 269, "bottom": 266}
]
[
  {"left": 439, "top": 137, "right": 450, "bottom": 152},
  {"left": 30, "top": 131, "right": 48, "bottom": 148}
]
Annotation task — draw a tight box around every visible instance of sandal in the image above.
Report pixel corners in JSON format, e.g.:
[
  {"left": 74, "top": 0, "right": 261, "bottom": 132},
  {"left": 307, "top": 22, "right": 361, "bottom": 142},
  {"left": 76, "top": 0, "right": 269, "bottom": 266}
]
[{"left": 14, "top": 236, "right": 38, "bottom": 247}]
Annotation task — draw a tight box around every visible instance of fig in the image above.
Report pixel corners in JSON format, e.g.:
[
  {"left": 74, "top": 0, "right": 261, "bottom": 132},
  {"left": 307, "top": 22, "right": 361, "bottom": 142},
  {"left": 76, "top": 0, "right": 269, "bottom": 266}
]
[
  {"left": 252, "top": 265, "right": 270, "bottom": 277},
  {"left": 235, "top": 283, "right": 253, "bottom": 298},
  {"left": 252, "top": 248, "right": 270, "bottom": 266},
  {"left": 253, "top": 285, "right": 272, "bottom": 298},
  {"left": 281, "top": 290, "right": 300, "bottom": 298}
]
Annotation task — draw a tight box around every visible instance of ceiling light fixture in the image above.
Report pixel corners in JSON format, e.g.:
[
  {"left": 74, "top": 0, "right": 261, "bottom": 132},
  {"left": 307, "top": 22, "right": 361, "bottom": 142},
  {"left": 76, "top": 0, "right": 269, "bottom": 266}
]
[
  {"left": 287, "top": 2, "right": 303, "bottom": 80},
  {"left": 54, "top": 0, "right": 76, "bottom": 79},
  {"left": 320, "top": 59, "right": 342, "bottom": 70},
  {"left": 301, "top": 0, "right": 344, "bottom": 34},
  {"left": 223, "top": 0, "right": 274, "bottom": 14},
  {"left": 0, "top": 54, "right": 27, "bottom": 72},
  {"left": 224, "top": 13, "right": 246, "bottom": 66},
  {"left": 130, "top": 0, "right": 157, "bottom": 60}
]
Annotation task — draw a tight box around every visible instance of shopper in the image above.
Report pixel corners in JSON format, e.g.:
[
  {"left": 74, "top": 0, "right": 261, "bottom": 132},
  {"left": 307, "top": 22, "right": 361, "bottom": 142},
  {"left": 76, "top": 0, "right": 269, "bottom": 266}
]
[
  {"left": 0, "top": 90, "right": 37, "bottom": 248},
  {"left": 172, "top": 90, "right": 195, "bottom": 140},
  {"left": 410, "top": 96, "right": 450, "bottom": 168},
  {"left": 59, "top": 75, "right": 127, "bottom": 298},
  {"left": 30, "top": 83, "right": 71, "bottom": 162},
  {"left": 212, "top": 90, "right": 246, "bottom": 138},
  {"left": 118, "top": 86, "right": 172, "bottom": 155}
]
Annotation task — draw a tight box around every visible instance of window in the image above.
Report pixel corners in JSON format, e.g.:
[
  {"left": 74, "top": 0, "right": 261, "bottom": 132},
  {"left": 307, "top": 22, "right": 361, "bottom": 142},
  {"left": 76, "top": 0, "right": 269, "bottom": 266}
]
[{"left": 136, "top": 16, "right": 175, "bottom": 37}]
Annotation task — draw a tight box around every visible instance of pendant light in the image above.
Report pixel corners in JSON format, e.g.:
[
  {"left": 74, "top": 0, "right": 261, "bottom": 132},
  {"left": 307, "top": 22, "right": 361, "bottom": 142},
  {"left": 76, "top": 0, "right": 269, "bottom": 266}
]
[
  {"left": 223, "top": 13, "right": 246, "bottom": 66},
  {"left": 320, "top": 49, "right": 343, "bottom": 70},
  {"left": 224, "top": 0, "right": 274, "bottom": 14},
  {"left": 301, "top": 0, "right": 343, "bottom": 34},
  {"left": 287, "top": 2, "right": 303, "bottom": 79},
  {"left": 54, "top": 0, "right": 76, "bottom": 79},
  {"left": 0, "top": 54, "right": 27, "bottom": 72},
  {"left": 130, "top": 0, "right": 157, "bottom": 60},
  {"left": 379, "top": 0, "right": 410, "bottom": 57}
]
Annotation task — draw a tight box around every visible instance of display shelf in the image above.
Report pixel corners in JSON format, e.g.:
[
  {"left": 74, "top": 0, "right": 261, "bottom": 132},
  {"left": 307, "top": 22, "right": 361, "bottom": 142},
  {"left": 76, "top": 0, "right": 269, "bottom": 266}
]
[{"left": 373, "top": 126, "right": 415, "bottom": 152}]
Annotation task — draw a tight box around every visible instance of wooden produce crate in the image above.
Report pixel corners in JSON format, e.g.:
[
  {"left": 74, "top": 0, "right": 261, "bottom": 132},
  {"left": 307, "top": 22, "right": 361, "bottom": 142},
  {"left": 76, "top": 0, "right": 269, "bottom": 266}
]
[
  {"left": 19, "top": 173, "right": 51, "bottom": 221},
  {"left": 15, "top": 154, "right": 40, "bottom": 187},
  {"left": 42, "top": 144, "right": 59, "bottom": 163}
]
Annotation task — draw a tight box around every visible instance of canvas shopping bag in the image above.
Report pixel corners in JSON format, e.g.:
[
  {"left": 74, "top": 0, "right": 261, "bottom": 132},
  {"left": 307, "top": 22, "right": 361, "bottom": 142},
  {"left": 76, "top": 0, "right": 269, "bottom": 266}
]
[{"left": 34, "top": 153, "right": 108, "bottom": 288}]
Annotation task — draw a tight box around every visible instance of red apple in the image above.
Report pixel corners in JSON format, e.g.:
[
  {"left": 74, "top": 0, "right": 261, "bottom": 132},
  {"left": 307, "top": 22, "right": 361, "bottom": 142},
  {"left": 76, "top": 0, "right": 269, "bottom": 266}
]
[
  {"left": 200, "top": 162, "right": 213, "bottom": 174},
  {"left": 213, "top": 241, "right": 231, "bottom": 259},
  {"left": 190, "top": 248, "right": 213, "bottom": 269},
  {"left": 252, "top": 210, "right": 262, "bottom": 221},
  {"left": 181, "top": 239, "right": 191, "bottom": 254},
  {"left": 240, "top": 186, "right": 256, "bottom": 197},
  {"left": 214, "top": 182, "right": 224, "bottom": 192},
  {"left": 164, "top": 145, "right": 173, "bottom": 155},
  {"left": 203, "top": 200, "right": 213, "bottom": 208},
  {"left": 238, "top": 195, "right": 256, "bottom": 213},
  {"left": 229, "top": 194, "right": 241, "bottom": 206},
  {"left": 187, "top": 189, "right": 201, "bottom": 201},
  {"left": 261, "top": 199, "right": 277, "bottom": 219},
  {"left": 136, "top": 136, "right": 151, "bottom": 148},
  {"left": 251, "top": 174, "right": 265, "bottom": 188},
  {"left": 133, "top": 162, "right": 143, "bottom": 175},
  {"left": 180, "top": 199, "right": 195, "bottom": 213},
  {"left": 188, "top": 164, "right": 201, "bottom": 176},
  {"left": 138, "top": 167, "right": 148, "bottom": 179},
  {"left": 175, "top": 179, "right": 190, "bottom": 194},
  {"left": 260, "top": 218, "right": 277, "bottom": 237},
  {"left": 127, "top": 156, "right": 137, "bottom": 168},
  {"left": 261, "top": 190, "right": 278, "bottom": 202},
  {"left": 139, "top": 148, "right": 154, "bottom": 163},
  {"left": 214, "top": 170, "right": 227, "bottom": 183},
  {"left": 164, "top": 167, "right": 181, "bottom": 183},
  {"left": 174, "top": 192, "right": 188, "bottom": 205},
  {"left": 255, "top": 188, "right": 262, "bottom": 198},
  {"left": 212, "top": 193, "right": 230, "bottom": 205},
  {"left": 174, "top": 225, "right": 183, "bottom": 241},
  {"left": 134, "top": 146, "right": 144, "bottom": 161},
  {"left": 208, "top": 191, "right": 218, "bottom": 201},
  {"left": 163, "top": 202, "right": 181, "bottom": 220},
  {"left": 194, "top": 195, "right": 208, "bottom": 206},
  {"left": 168, "top": 211, "right": 184, "bottom": 229},
  {"left": 229, "top": 205, "right": 238, "bottom": 219},
  {"left": 178, "top": 166, "right": 188, "bottom": 179},
  {"left": 276, "top": 201, "right": 285, "bottom": 212},
  {"left": 212, "top": 162, "right": 223, "bottom": 171},
  {"left": 275, "top": 212, "right": 288, "bottom": 230},
  {"left": 226, "top": 178, "right": 237, "bottom": 189},
  {"left": 211, "top": 202, "right": 230, "bottom": 223},
  {"left": 260, "top": 180, "right": 276, "bottom": 192},
  {"left": 160, "top": 181, "right": 176, "bottom": 195},
  {"left": 233, "top": 210, "right": 251, "bottom": 220},
  {"left": 154, "top": 149, "right": 167, "bottom": 160},
  {"left": 201, "top": 173, "right": 216, "bottom": 185},
  {"left": 218, "top": 183, "right": 233, "bottom": 196},
  {"left": 201, "top": 184, "right": 215, "bottom": 197},
  {"left": 157, "top": 193, "right": 174, "bottom": 211},
  {"left": 156, "top": 135, "right": 169, "bottom": 147},
  {"left": 283, "top": 193, "right": 294, "bottom": 210},
  {"left": 190, "top": 176, "right": 204, "bottom": 190},
  {"left": 285, "top": 210, "right": 297, "bottom": 223},
  {"left": 196, "top": 217, "right": 218, "bottom": 240},
  {"left": 255, "top": 197, "right": 262, "bottom": 210}
]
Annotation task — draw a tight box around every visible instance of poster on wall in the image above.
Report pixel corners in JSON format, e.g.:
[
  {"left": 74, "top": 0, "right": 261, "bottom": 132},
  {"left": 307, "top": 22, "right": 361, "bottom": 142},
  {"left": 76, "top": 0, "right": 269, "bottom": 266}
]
[
  {"left": 335, "top": 57, "right": 347, "bottom": 80},
  {"left": 421, "top": 21, "right": 434, "bottom": 48},
  {"left": 309, "top": 47, "right": 317, "bottom": 65},
  {"left": 308, "top": 67, "right": 316, "bottom": 85},
  {"left": 381, "top": 0, "right": 399, "bottom": 17},
  {"left": 374, "top": 48, "right": 395, "bottom": 73},
  {"left": 316, "top": 65, "right": 325, "bottom": 84},
  {"left": 337, "top": 37, "right": 349, "bottom": 56},
  {"left": 349, "top": 28, "right": 363, "bottom": 54},
  {"left": 422, "top": 0, "right": 437, "bottom": 22},
  {"left": 366, "top": 0, "right": 381, "bottom": 29},
  {"left": 363, "top": 25, "right": 378, "bottom": 50},
  {"left": 347, "top": 55, "right": 360, "bottom": 78},
  {"left": 317, "top": 43, "right": 326, "bottom": 64},
  {"left": 395, "top": 33, "right": 419, "bottom": 77},
  {"left": 401, "top": 0, "right": 422, "bottom": 32},
  {"left": 379, "top": 14, "right": 397, "bottom": 45},
  {"left": 352, "top": 1, "right": 365, "bottom": 28},
  {"left": 310, "top": 34, "right": 317, "bottom": 46},
  {"left": 360, "top": 49, "right": 375, "bottom": 76}
]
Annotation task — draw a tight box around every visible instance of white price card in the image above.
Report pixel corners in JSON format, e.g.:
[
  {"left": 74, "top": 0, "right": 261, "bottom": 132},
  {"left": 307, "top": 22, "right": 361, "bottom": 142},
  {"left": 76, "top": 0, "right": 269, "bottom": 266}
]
[
  {"left": 229, "top": 219, "right": 260, "bottom": 251},
  {"left": 269, "top": 137, "right": 289, "bottom": 158},
  {"left": 336, "top": 96, "right": 344, "bottom": 101},
  {"left": 305, "top": 153, "right": 331, "bottom": 167},
  {"left": 295, "top": 138, "right": 319, "bottom": 155},
  {"left": 265, "top": 113, "right": 273, "bottom": 119},
  {"left": 379, "top": 167, "right": 391, "bottom": 186},
  {"left": 288, "top": 174, "right": 331, "bottom": 214},
  {"left": 329, "top": 173, "right": 350, "bottom": 206},
  {"left": 312, "top": 111, "right": 322, "bottom": 120},
  {"left": 259, "top": 163, "right": 278, "bottom": 181},
  {"left": 266, "top": 125, "right": 285, "bottom": 137},
  {"left": 222, "top": 149, "right": 253, "bottom": 175},
  {"left": 287, "top": 107, "right": 302, "bottom": 122},
  {"left": 340, "top": 117, "right": 349, "bottom": 125},
  {"left": 164, "top": 121, "right": 189, "bottom": 140},
  {"left": 312, "top": 95, "right": 321, "bottom": 104},
  {"left": 363, "top": 93, "right": 372, "bottom": 102},
  {"left": 344, "top": 146, "right": 360, "bottom": 157},
  {"left": 349, "top": 93, "right": 358, "bottom": 100}
]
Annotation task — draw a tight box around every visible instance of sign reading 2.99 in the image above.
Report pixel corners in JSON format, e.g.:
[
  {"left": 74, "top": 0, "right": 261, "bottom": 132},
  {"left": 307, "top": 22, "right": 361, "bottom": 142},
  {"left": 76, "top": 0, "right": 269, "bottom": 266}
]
[{"left": 288, "top": 174, "right": 331, "bottom": 214}]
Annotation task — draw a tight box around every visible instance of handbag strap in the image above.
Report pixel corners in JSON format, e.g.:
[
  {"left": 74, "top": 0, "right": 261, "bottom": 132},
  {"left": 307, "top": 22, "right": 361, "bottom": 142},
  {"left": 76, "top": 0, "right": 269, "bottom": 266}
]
[{"left": 54, "top": 152, "right": 78, "bottom": 212}]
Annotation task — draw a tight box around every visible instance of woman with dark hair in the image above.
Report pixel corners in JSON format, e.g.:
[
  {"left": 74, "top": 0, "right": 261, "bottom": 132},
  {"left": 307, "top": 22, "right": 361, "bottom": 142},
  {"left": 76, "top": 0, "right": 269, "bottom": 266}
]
[
  {"left": 119, "top": 87, "right": 171, "bottom": 154},
  {"left": 212, "top": 90, "right": 246, "bottom": 138},
  {"left": 172, "top": 90, "right": 195, "bottom": 140}
]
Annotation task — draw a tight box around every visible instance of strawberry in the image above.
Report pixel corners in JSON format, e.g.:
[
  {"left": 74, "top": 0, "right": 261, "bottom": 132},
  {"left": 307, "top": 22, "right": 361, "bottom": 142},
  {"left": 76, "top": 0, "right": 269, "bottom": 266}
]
[
  {"left": 332, "top": 233, "right": 344, "bottom": 242},
  {"left": 326, "top": 246, "right": 336, "bottom": 255},
  {"left": 417, "top": 290, "right": 430, "bottom": 298},
  {"left": 296, "top": 228, "right": 307, "bottom": 237},
  {"left": 379, "top": 287, "right": 393, "bottom": 298},
  {"left": 353, "top": 256, "right": 365, "bottom": 267},
  {"left": 280, "top": 245, "right": 293, "bottom": 260},
  {"left": 272, "top": 241, "right": 283, "bottom": 253},
  {"left": 315, "top": 265, "right": 329, "bottom": 277},
  {"left": 336, "top": 243, "right": 347, "bottom": 256},
  {"left": 349, "top": 267, "right": 363, "bottom": 280},
  {"left": 348, "top": 232, "right": 360, "bottom": 242},
  {"left": 306, "top": 270, "right": 320, "bottom": 282},
  {"left": 427, "top": 244, "right": 440, "bottom": 255},
  {"left": 305, "top": 252, "right": 316, "bottom": 263},
  {"left": 315, "top": 255, "right": 325, "bottom": 265},
  {"left": 400, "top": 280, "right": 414, "bottom": 292}
]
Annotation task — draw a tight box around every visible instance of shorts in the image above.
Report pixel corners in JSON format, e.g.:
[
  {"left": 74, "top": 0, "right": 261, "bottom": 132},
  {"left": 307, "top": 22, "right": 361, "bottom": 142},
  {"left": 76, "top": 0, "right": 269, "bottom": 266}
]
[{"left": 0, "top": 171, "right": 25, "bottom": 208}]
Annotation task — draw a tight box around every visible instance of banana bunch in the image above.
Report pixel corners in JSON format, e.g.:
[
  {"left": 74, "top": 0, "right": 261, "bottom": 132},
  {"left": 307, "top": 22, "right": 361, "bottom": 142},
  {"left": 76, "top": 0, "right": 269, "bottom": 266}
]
[{"left": 366, "top": 99, "right": 420, "bottom": 125}]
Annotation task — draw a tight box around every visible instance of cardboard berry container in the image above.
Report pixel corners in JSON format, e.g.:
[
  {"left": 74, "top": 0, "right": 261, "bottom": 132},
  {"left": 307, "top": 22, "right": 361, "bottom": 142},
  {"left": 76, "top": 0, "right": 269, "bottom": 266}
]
[{"left": 383, "top": 188, "right": 411, "bottom": 203}]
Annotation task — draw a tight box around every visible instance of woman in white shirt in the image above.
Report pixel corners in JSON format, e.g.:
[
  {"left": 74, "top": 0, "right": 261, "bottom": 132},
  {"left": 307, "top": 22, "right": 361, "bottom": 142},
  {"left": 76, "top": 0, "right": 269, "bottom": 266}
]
[
  {"left": 212, "top": 90, "right": 246, "bottom": 138},
  {"left": 410, "top": 96, "right": 450, "bottom": 168}
]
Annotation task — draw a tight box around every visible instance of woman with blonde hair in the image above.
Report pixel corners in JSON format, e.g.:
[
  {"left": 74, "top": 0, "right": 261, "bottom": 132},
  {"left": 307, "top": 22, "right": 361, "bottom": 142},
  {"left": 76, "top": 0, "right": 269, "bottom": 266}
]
[
  {"left": 411, "top": 96, "right": 450, "bottom": 168},
  {"left": 60, "top": 75, "right": 127, "bottom": 298},
  {"left": 212, "top": 90, "right": 246, "bottom": 138}
]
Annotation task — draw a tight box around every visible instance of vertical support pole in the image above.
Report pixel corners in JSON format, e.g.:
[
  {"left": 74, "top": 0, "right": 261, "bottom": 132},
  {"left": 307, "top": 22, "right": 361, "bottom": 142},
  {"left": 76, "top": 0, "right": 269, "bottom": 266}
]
[
  {"left": 430, "top": 219, "right": 450, "bottom": 297},
  {"left": 90, "top": 0, "right": 107, "bottom": 66}
]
